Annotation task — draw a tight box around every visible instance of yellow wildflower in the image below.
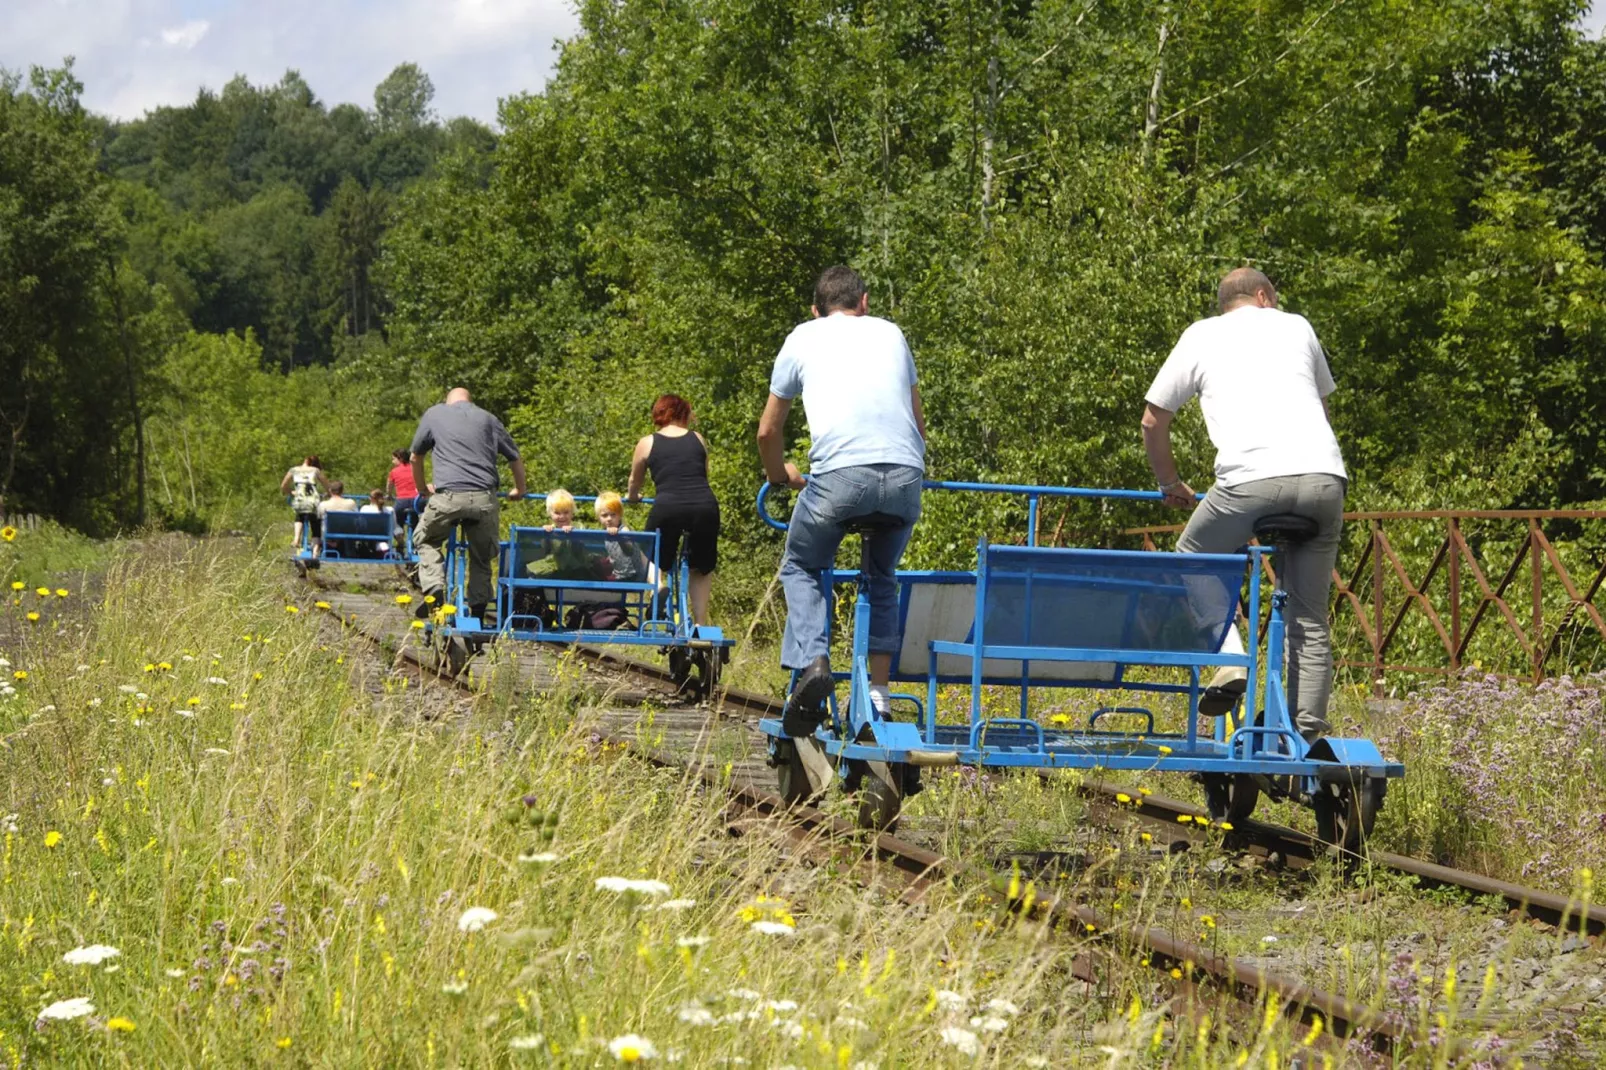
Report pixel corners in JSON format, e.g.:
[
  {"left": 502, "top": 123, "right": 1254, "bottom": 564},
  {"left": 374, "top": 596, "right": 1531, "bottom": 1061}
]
[
  {"left": 107, "top": 1017, "right": 136, "bottom": 1033},
  {"left": 1157, "top": 745, "right": 1173, "bottom": 755},
  {"left": 285, "top": 606, "right": 299, "bottom": 614},
  {"left": 277, "top": 1037, "right": 292, "bottom": 1049},
  {"left": 0, "top": 526, "right": 15, "bottom": 542},
  {"left": 9, "top": 581, "right": 23, "bottom": 590},
  {"left": 395, "top": 594, "right": 413, "bottom": 606},
  {"left": 55, "top": 588, "right": 68, "bottom": 598},
  {"left": 45, "top": 830, "right": 62, "bottom": 848},
  {"left": 187, "top": 697, "right": 201, "bottom": 707},
  {"left": 25, "top": 612, "right": 38, "bottom": 623},
  {"left": 1115, "top": 793, "right": 1132, "bottom": 805},
  {"left": 158, "top": 662, "right": 172, "bottom": 671},
  {"left": 34, "top": 586, "right": 49, "bottom": 597},
  {"left": 315, "top": 601, "right": 332, "bottom": 610},
  {"left": 410, "top": 620, "right": 425, "bottom": 630},
  {"left": 12, "top": 670, "right": 26, "bottom": 681}
]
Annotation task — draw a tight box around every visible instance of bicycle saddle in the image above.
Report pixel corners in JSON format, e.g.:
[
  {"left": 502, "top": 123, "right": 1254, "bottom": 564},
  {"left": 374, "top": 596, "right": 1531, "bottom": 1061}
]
[
  {"left": 846, "top": 512, "right": 906, "bottom": 535},
  {"left": 1253, "top": 513, "right": 1319, "bottom": 546}
]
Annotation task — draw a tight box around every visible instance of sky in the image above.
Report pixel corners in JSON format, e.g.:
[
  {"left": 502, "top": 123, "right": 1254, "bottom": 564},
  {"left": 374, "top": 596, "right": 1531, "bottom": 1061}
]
[{"left": 3, "top": 0, "right": 1604, "bottom": 129}]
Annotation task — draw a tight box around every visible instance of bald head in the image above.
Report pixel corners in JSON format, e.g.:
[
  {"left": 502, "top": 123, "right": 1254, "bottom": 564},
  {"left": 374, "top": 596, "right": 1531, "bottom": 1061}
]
[
  {"left": 445, "top": 387, "right": 472, "bottom": 405},
  {"left": 1217, "top": 268, "right": 1278, "bottom": 314}
]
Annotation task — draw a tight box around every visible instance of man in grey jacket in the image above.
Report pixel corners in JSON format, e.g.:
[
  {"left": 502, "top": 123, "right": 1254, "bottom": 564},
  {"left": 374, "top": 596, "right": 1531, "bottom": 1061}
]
[{"left": 410, "top": 387, "right": 528, "bottom": 619}]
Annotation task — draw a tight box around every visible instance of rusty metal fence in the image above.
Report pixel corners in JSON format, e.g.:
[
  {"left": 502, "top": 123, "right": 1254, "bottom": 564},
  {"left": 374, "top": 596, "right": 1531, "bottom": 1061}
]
[{"left": 1093, "top": 511, "right": 1606, "bottom": 690}]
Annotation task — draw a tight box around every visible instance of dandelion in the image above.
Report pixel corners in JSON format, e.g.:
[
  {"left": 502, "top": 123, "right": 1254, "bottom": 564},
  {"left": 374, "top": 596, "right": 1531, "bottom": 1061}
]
[
  {"left": 939, "top": 1027, "right": 981, "bottom": 1056},
  {"left": 1157, "top": 745, "right": 1173, "bottom": 755},
  {"left": 0, "top": 526, "right": 14, "bottom": 541},
  {"left": 1176, "top": 814, "right": 1191, "bottom": 824},
  {"left": 106, "top": 1017, "right": 135, "bottom": 1032},
  {"left": 8, "top": 581, "right": 21, "bottom": 590},
  {"left": 509, "top": 1034, "right": 546, "bottom": 1050},
  {"left": 1049, "top": 713, "right": 1070, "bottom": 725},
  {"left": 595, "top": 877, "right": 672, "bottom": 896},
  {"left": 62, "top": 944, "right": 120, "bottom": 966},
  {"left": 676, "top": 935, "right": 710, "bottom": 949},
  {"left": 395, "top": 595, "right": 413, "bottom": 606},
  {"left": 44, "top": 830, "right": 62, "bottom": 848},
  {"left": 277, "top": 1037, "right": 293, "bottom": 1049},
  {"left": 410, "top": 621, "right": 425, "bottom": 630},
  {"left": 38, "top": 997, "right": 95, "bottom": 1021},
  {"left": 55, "top": 588, "right": 68, "bottom": 598},
  {"left": 608, "top": 1034, "right": 658, "bottom": 1062},
  {"left": 1138, "top": 787, "right": 1152, "bottom": 796},
  {"left": 187, "top": 696, "right": 202, "bottom": 706},
  {"left": 1115, "top": 792, "right": 1132, "bottom": 804},
  {"left": 517, "top": 851, "right": 559, "bottom": 865},
  {"left": 1169, "top": 968, "right": 1183, "bottom": 979},
  {"left": 1199, "top": 915, "right": 1216, "bottom": 929},
  {"left": 1139, "top": 833, "right": 1153, "bottom": 843},
  {"left": 457, "top": 906, "right": 499, "bottom": 932},
  {"left": 35, "top": 587, "right": 49, "bottom": 597},
  {"left": 751, "top": 920, "right": 796, "bottom": 937},
  {"left": 25, "top": 612, "right": 38, "bottom": 623},
  {"left": 1218, "top": 821, "right": 1234, "bottom": 832},
  {"left": 285, "top": 606, "right": 299, "bottom": 614},
  {"left": 13, "top": 670, "right": 27, "bottom": 681},
  {"left": 1193, "top": 815, "right": 1210, "bottom": 826},
  {"left": 314, "top": 601, "right": 332, "bottom": 610}
]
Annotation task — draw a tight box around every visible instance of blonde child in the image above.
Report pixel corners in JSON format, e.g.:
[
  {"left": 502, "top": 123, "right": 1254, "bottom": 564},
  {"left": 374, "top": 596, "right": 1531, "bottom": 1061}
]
[
  {"left": 544, "top": 488, "right": 576, "bottom": 531},
  {"left": 595, "top": 491, "right": 651, "bottom": 582}
]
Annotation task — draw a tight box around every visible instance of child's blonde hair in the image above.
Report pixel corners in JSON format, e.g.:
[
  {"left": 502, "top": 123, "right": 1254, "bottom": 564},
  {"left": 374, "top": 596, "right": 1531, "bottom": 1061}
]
[
  {"left": 545, "top": 489, "right": 575, "bottom": 516},
  {"left": 594, "top": 491, "right": 624, "bottom": 520}
]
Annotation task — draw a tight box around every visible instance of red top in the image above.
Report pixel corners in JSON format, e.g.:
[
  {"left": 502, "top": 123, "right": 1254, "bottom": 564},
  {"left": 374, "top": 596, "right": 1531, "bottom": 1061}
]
[{"left": 389, "top": 462, "right": 418, "bottom": 499}]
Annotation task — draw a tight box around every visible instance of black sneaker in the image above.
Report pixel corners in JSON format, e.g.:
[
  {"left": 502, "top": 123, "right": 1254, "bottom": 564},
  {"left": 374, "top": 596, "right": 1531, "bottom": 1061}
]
[
  {"left": 780, "top": 656, "right": 834, "bottom": 737},
  {"left": 416, "top": 590, "right": 443, "bottom": 619},
  {"left": 468, "top": 603, "right": 487, "bottom": 623}
]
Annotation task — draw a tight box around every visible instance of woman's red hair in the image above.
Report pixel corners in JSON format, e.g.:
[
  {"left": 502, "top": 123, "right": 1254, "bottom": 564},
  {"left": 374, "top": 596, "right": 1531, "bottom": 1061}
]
[{"left": 651, "top": 394, "right": 692, "bottom": 428}]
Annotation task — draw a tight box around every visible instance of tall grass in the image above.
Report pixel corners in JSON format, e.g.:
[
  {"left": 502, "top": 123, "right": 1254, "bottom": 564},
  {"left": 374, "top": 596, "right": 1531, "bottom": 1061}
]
[{"left": 0, "top": 536, "right": 1532, "bottom": 1065}]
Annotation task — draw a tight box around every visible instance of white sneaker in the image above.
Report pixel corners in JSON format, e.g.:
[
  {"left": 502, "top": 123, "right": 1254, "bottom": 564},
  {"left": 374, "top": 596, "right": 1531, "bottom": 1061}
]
[{"left": 869, "top": 684, "right": 891, "bottom": 716}]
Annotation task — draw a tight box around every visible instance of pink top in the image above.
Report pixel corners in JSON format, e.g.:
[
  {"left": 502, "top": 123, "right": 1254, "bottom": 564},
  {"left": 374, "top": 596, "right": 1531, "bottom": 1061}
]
[{"left": 389, "top": 462, "right": 418, "bottom": 499}]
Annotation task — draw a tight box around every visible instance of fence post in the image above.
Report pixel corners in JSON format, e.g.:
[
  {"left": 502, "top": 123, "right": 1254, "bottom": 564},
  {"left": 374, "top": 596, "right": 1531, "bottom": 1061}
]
[
  {"left": 1372, "top": 519, "right": 1385, "bottom": 697},
  {"left": 1531, "top": 519, "right": 1544, "bottom": 682},
  {"left": 1448, "top": 517, "right": 1461, "bottom": 672}
]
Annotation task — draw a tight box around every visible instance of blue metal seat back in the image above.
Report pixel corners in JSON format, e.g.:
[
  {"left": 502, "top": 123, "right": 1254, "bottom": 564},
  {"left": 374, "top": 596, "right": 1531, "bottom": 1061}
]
[
  {"left": 499, "top": 526, "right": 660, "bottom": 631},
  {"left": 980, "top": 545, "right": 1246, "bottom": 658},
  {"left": 322, "top": 509, "right": 394, "bottom": 557}
]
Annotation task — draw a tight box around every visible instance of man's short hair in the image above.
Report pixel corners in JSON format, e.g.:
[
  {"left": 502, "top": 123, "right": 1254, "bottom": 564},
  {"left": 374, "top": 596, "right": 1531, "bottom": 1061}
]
[
  {"left": 1217, "top": 268, "right": 1276, "bottom": 313},
  {"left": 813, "top": 266, "right": 866, "bottom": 314}
]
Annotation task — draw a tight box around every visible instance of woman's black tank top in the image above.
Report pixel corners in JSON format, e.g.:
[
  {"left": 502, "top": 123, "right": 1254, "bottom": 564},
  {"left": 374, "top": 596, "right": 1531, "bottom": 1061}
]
[{"left": 647, "top": 432, "right": 716, "bottom": 506}]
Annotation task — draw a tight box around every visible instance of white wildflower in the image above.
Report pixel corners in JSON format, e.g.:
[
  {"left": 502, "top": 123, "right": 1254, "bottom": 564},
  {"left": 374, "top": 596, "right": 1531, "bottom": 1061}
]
[
  {"left": 969, "top": 1015, "right": 1009, "bottom": 1034},
  {"left": 517, "top": 851, "right": 559, "bottom": 865},
  {"left": 203, "top": 748, "right": 230, "bottom": 756},
  {"left": 726, "top": 988, "right": 761, "bottom": 1001},
  {"left": 38, "top": 997, "right": 95, "bottom": 1021},
  {"left": 770, "top": 1021, "right": 804, "bottom": 1040},
  {"left": 3, "top": 814, "right": 18, "bottom": 833},
  {"left": 75, "top": 665, "right": 90, "bottom": 672},
  {"left": 648, "top": 898, "right": 696, "bottom": 911},
  {"left": 851, "top": 1063, "right": 879, "bottom": 1070},
  {"left": 750, "top": 920, "right": 795, "bottom": 937},
  {"left": 939, "top": 1026, "right": 981, "bottom": 1056},
  {"left": 182, "top": 654, "right": 195, "bottom": 662},
  {"left": 761, "top": 1000, "right": 798, "bottom": 1014},
  {"left": 675, "top": 935, "right": 710, "bottom": 949},
  {"left": 1023, "top": 1058, "right": 1051, "bottom": 1068},
  {"left": 442, "top": 979, "right": 469, "bottom": 995},
  {"left": 117, "top": 685, "right": 137, "bottom": 694},
  {"left": 834, "top": 1016, "right": 869, "bottom": 1031},
  {"left": 935, "top": 990, "right": 968, "bottom": 1013},
  {"left": 457, "top": 906, "right": 499, "bottom": 932},
  {"left": 37, "top": 705, "right": 56, "bottom": 714},
  {"left": 62, "top": 945, "right": 120, "bottom": 966},
  {"left": 88, "top": 698, "right": 101, "bottom": 707},
  {"left": 165, "top": 968, "right": 185, "bottom": 978},
  {"left": 595, "top": 877, "right": 672, "bottom": 896},
  {"left": 135, "top": 692, "right": 147, "bottom": 701},
  {"left": 205, "top": 676, "right": 227, "bottom": 686},
  {"left": 509, "top": 1034, "right": 545, "bottom": 1050},
  {"left": 0, "top": 658, "right": 8, "bottom": 668},
  {"left": 983, "top": 998, "right": 1020, "bottom": 1016},
  {"left": 1261, "top": 935, "right": 1279, "bottom": 944},
  {"left": 677, "top": 1004, "right": 715, "bottom": 1026},
  {"left": 220, "top": 877, "right": 239, "bottom": 886},
  {"left": 175, "top": 709, "right": 195, "bottom": 718},
  {"left": 607, "top": 1033, "right": 658, "bottom": 1061}
]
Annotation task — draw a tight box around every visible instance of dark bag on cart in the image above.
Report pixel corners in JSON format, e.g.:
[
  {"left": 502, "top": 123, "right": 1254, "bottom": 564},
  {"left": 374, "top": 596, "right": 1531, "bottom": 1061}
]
[
  {"left": 565, "top": 602, "right": 632, "bottom": 631},
  {"left": 511, "top": 588, "right": 559, "bottom": 629}
]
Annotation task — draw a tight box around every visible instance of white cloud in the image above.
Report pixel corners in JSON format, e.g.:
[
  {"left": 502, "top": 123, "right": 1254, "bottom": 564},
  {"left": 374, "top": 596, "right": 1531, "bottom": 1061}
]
[
  {"left": 160, "top": 19, "right": 209, "bottom": 49},
  {"left": 1, "top": 0, "right": 579, "bottom": 126}
]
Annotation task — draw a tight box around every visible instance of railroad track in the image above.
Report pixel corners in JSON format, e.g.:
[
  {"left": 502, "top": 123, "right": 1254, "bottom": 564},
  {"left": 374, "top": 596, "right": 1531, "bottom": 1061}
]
[{"left": 302, "top": 583, "right": 1606, "bottom": 1060}]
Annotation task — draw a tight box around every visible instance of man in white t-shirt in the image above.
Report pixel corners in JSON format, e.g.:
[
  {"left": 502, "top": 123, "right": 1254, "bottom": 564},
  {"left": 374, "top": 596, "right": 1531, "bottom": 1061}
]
[
  {"left": 1141, "top": 267, "right": 1347, "bottom": 742},
  {"left": 758, "top": 265, "right": 926, "bottom": 735}
]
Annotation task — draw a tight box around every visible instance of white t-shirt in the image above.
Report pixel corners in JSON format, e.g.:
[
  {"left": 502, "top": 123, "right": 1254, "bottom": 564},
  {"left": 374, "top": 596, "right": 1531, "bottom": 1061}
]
[
  {"left": 769, "top": 312, "right": 925, "bottom": 474},
  {"left": 317, "top": 496, "right": 359, "bottom": 519},
  {"left": 1146, "top": 306, "right": 1346, "bottom": 487}
]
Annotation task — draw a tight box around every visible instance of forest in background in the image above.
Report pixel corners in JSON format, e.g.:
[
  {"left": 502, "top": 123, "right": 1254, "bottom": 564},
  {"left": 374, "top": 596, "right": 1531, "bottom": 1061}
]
[{"left": 6, "top": 0, "right": 1606, "bottom": 568}]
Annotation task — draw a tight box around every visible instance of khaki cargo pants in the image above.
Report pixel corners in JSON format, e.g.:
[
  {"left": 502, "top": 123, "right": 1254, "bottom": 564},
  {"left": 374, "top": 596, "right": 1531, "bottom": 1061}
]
[{"left": 414, "top": 490, "right": 501, "bottom": 609}]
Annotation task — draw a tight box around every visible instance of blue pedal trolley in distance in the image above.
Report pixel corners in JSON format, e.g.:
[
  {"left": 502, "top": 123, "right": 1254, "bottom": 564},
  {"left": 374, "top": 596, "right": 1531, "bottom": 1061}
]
[
  {"left": 756, "top": 480, "right": 1403, "bottom": 856},
  {"left": 291, "top": 495, "right": 420, "bottom": 575},
  {"left": 424, "top": 495, "right": 733, "bottom": 698}
]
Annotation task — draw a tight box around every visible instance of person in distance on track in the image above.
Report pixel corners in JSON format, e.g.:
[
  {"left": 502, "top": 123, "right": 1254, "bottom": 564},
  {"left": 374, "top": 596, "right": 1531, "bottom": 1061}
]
[
  {"left": 757, "top": 265, "right": 927, "bottom": 736},
  {"left": 408, "top": 387, "right": 528, "bottom": 621},
  {"left": 281, "top": 454, "right": 330, "bottom": 554},
  {"left": 627, "top": 393, "right": 721, "bottom": 627},
  {"left": 1141, "top": 267, "right": 1346, "bottom": 743}
]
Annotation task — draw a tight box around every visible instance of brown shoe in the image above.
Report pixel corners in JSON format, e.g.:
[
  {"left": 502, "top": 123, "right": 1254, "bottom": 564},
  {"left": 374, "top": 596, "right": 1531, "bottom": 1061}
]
[{"left": 1199, "top": 666, "right": 1247, "bottom": 717}]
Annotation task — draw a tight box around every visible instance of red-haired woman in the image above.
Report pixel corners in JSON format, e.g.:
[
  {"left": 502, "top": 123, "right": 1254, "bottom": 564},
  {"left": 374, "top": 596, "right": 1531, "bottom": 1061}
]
[{"left": 628, "top": 394, "right": 720, "bottom": 626}]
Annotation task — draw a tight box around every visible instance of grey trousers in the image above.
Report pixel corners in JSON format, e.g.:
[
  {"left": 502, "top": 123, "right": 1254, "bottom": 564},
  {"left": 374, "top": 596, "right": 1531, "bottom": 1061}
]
[
  {"left": 414, "top": 490, "right": 501, "bottom": 608},
  {"left": 1177, "top": 474, "right": 1346, "bottom": 739}
]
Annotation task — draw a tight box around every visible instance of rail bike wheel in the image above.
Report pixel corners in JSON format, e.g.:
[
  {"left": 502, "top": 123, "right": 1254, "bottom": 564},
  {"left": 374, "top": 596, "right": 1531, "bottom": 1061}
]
[
  {"left": 689, "top": 648, "right": 721, "bottom": 702},
  {"left": 773, "top": 736, "right": 834, "bottom": 804},
  {"left": 668, "top": 648, "right": 693, "bottom": 694},
  {"left": 1201, "top": 773, "right": 1260, "bottom": 825},
  {"left": 1313, "top": 775, "right": 1385, "bottom": 864},
  {"left": 849, "top": 758, "right": 904, "bottom": 833}
]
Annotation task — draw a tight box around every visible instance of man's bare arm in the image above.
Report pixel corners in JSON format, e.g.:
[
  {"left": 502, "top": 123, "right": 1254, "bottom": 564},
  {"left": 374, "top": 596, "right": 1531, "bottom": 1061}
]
[
  {"left": 911, "top": 385, "right": 927, "bottom": 440},
  {"left": 757, "top": 394, "right": 804, "bottom": 489},
  {"left": 1141, "top": 403, "right": 1194, "bottom": 509}
]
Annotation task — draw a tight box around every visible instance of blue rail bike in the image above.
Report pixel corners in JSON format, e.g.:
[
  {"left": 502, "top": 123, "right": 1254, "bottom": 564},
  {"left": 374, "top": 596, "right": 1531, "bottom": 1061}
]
[
  {"left": 755, "top": 480, "right": 1403, "bottom": 856},
  {"left": 425, "top": 494, "right": 733, "bottom": 698},
  {"left": 291, "top": 495, "right": 419, "bottom": 576}
]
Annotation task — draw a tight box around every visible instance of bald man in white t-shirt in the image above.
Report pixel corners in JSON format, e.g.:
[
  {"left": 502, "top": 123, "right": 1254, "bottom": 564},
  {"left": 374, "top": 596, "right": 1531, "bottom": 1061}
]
[{"left": 1141, "top": 268, "right": 1346, "bottom": 742}]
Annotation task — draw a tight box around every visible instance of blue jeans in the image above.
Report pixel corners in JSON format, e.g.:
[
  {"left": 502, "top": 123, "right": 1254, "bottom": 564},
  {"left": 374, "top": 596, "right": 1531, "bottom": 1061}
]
[{"left": 780, "top": 464, "right": 924, "bottom": 670}]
